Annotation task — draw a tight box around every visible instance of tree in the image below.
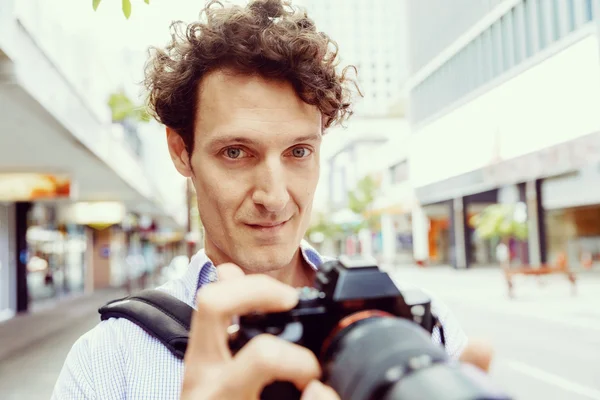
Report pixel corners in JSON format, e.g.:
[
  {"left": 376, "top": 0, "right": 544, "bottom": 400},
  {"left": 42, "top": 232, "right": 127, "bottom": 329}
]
[
  {"left": 108, "top": 91, "right": 151, "bottom": 123},
  {"left": 93, "top": 0, "right": 150, "bottom": 19},
  {"left": 469, "top": 203, "right": 528, "bottom": 264},
  {"left": 305, "top": 212, "right": 343, "bottom": 243},
  {"left": 469, "top": 203, "right": 528, "bottom": 242},
  {"left": 347, "top": 174, "right": 380, "bottom": 233}
]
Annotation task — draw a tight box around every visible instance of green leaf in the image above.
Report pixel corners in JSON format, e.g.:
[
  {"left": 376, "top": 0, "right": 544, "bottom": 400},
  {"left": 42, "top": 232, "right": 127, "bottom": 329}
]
[
  {"left": 471, "top": 203, "right": 529, "bottom": 241},
  {"left": 92, "top": 0, "right": 102, "bottom": 11},
  {"left": 144, "top": 0, "right": 150, "bottom": 4},
  {"left": 122, "top": 0, "right": 132, "bottom": 19},
  {"left": 108, "top": 91, "right": 152, "bottom": 123}
]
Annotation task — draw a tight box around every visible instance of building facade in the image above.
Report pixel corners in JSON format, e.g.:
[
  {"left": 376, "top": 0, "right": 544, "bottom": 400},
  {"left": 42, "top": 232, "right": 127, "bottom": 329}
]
[
  {"left": 406, "top": 0, "right": 600, "bottom": 268},
  {"left": 0, "top": 0, "right": 188, "bottom": 320},
  {"left": 317, "top": 118, "right": 414, "bottom": 264},
  {"left": 298, "top": 0, "right": 409, "bottom": 117}
]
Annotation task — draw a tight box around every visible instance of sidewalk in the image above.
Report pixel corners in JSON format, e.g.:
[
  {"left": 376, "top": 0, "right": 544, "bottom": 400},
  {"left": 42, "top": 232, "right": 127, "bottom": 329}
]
[
  {"left": 389, "top": 264, "right": 600, "bottom": 331},
  {"left": 0, "top": 288, "right": 126, "bottom": 362}
]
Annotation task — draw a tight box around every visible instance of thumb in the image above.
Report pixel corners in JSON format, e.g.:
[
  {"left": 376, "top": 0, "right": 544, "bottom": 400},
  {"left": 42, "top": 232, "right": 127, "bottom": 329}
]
[
  {"left": 301, "top": 380, "right": 340, "bottom": 400},
  {"left": 459, "top": 338, "right": 494, "bottom": 373},
  {"left": 216, "top": 262, "right": 246, "bottom": 282}
]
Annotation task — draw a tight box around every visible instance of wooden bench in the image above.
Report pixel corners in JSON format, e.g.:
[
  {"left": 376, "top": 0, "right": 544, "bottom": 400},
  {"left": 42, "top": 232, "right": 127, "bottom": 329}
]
[{"left": 502, "top": 253, "right": 577, "bottom": 298}]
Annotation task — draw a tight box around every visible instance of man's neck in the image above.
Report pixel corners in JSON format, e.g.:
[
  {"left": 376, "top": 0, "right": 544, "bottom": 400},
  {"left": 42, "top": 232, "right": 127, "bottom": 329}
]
[{"left": 262, "top": 249, "right": 315, "bottom": 287}]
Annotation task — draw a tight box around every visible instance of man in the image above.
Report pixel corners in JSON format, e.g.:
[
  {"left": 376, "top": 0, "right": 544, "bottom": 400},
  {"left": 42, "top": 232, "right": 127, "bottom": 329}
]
[{"left": 52, "top": 0, "right": 491, "bottom": 399}]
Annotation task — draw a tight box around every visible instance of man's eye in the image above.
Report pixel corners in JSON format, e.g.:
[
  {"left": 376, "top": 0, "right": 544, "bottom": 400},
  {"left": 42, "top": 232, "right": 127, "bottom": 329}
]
[
  {"left": 224, "top": 147, "right": 245, "bottom": 159},
  {"left": 291, "top": 147, "right": 312, "bottom": 158}
]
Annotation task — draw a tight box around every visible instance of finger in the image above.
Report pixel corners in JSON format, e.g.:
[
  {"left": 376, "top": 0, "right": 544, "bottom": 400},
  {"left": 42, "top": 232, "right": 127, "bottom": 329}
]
[
  {"left": 301, "top": 380, "right": 341, "bottom": 400},
  {"left": 217, "top": 263, "right": 245, "bottom": 281},
  {"left": 459, "top": 338, "right": 494, "bottom": 373},
  {"left": 230, "top": 334, "right": 321, "bottom": 396},
  {"left": 186, "top": 275, "right": 299, "bottom": 365}
]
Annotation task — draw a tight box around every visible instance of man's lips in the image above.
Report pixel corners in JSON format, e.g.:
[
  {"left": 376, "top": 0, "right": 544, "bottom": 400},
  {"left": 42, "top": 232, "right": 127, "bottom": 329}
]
[{"left": 245, "top": 219, "right": 289, "bottom": 230}]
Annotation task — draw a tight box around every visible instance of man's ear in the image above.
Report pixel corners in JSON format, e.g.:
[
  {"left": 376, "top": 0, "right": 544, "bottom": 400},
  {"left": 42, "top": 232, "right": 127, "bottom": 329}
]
[{"left": 166, "top": 127, "right": 193, "bottom": 177}]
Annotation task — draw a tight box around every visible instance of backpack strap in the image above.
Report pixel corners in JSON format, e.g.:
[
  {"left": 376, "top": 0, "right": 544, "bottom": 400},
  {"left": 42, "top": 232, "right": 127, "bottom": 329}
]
[{"left": 98, "top": 289, "right": 194, "bottom": 360}]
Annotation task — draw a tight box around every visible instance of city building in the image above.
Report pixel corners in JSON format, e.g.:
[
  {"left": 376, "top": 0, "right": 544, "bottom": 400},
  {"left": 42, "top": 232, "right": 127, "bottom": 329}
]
[
  {"left": 0, "top": 0, "right": 187, "bottom": 321},
  {"left": 316, "top": 118, "right": 413, "bottom": 264},
  {"left": 301, "top": 0, "right": 413, "bottom": 261},
  {"left": 297, "top": 0, "right": 409, "bottom": 117},
  {"left": 405, "top": 0, "right": 600, "bottom": 268}
]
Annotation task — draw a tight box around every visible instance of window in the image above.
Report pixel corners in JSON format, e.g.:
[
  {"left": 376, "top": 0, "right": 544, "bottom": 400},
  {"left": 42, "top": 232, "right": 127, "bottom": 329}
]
[
  {"left": 524, "top": 0, "right": 537, "bottom": 57},
  {"left": 566, "top": 0, "right": 576, "bottom": 33},
  {"left": 481, "top": 28, "right": 493, "bottom": 83},
  {"left": 536, "top": 0, "right": 548, "bottom": 50},
  {"left": 501, "top": 14, "right": 514, "bottom": 71},
  {"left": 550, "top": 0, "right": 561, "bottom": 42},
  {"left": 410, "top": 0, "right": 596, "bottom": 127},
  {"left": 584, "top": 0, "right": 594, "bottom": 22},
  {"left": 491, "top": 21, "right": 502, "bottom": 78},
  {"left": 512, "top": 3, "right": 526, "bottom": 64}
]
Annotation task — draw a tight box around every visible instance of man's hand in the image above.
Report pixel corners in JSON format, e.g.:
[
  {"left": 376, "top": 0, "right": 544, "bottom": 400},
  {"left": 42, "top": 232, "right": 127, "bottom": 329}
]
[
  {"left": 180, "top": 263, "right": 340, "bottom": 400},
  {"left": 459, "top": 338, "right": 494, "bottom": 373}
]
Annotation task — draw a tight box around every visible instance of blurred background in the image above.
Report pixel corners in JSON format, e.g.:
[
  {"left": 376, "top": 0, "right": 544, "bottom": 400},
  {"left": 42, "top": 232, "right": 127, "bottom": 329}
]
[{"left": 1, "top": 0, "right": 600, "bottom": 399}]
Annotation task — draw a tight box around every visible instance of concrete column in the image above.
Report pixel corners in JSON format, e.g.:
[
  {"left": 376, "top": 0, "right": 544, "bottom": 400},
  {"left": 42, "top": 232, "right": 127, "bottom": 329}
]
[
  {"left": 450, "top": 197, "right": 470, "bottom": 269},
  {"left": 0, "top": 203, "right": 16, "bottom": 317},
  {"left": 84, "top": 227, "right": 94, "bottom": 294},
  {"left": 380, "top": 213, "right": 396, "bottom": 264},
  {"left": 517, "top": 183, "right": 530, "bottom": 264},
  {"left": 411, "top": 203, "right": 429, "bottom": 263},
  {"left": 525, "top": 179, "right": 547, "bottom": 266},
  {"left": 358, "top": 228, "right": 373, "bottom": 257}
]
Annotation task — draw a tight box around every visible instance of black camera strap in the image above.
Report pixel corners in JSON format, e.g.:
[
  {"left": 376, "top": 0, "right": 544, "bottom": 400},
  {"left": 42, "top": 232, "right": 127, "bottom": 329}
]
[
  {"left": 98, "top": 289, "right": 193, "bottom": 360},
  {"left": 434, "top": 317, "right": 447, "bottom": 347},
  {"left": 98, "top": 289, "right": 448, "bottom": 361}
]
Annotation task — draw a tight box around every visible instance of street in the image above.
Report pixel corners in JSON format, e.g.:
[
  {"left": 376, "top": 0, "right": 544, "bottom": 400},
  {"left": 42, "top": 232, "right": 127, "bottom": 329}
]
[
  {"left": 1, "top": 267, "right": 599, "bottom": 399},
  {"left": 0, "top": 311, "right": 99, "bottom": 400},
  {"left": 390, "top": 266, "right": 600, "bottom": 400}
]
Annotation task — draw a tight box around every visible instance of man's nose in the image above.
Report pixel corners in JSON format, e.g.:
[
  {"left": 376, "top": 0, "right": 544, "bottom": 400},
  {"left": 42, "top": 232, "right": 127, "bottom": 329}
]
[{"left": 251, "top": 159, "right": 289, "bottom": 213}]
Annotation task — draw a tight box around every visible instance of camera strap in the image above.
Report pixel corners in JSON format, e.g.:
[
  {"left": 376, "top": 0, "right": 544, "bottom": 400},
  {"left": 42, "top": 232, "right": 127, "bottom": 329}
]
[
  {"left": 98, "top": 289, "right": 448, "bottom": 361},
  {"left": 98, "top": 289, "right": 193, "bottom": 360}
]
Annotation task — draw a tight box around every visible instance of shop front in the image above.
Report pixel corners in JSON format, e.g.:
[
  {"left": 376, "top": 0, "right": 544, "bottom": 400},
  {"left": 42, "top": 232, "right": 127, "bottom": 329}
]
[
  {"left": 543, "top": 164, "right": 600, "bottom": 269},
  {"left": 25, "top": 204, "right": 87, "bottom": 308},
  {"left": 0, "top": 172, "right": 84, "bottom": 313}
]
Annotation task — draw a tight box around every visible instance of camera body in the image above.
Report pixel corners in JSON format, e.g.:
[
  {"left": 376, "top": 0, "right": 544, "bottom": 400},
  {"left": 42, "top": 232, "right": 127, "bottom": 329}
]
[
  {"left": 229, "top": 257, "right": 438, "bottom": 360},
  {"left": 228, "top": 257, "right": 512, "bottom": 400}
]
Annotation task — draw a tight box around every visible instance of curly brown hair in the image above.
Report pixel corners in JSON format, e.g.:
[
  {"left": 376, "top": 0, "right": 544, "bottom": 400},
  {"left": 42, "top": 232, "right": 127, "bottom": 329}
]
[{"left": 143, "top": 0, "right": 359, "bottom": 152}]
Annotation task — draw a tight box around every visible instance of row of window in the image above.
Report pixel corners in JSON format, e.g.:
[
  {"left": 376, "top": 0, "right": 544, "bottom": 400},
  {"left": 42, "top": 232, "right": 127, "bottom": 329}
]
[{"left": 410, "top": 0, "right": 596, "bottom": 126}]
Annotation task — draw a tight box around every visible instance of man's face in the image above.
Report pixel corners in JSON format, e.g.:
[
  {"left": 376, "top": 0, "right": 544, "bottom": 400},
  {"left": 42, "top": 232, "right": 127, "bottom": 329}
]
[{"left": 173, "top": 70, "right": 322, "bottom": 273}]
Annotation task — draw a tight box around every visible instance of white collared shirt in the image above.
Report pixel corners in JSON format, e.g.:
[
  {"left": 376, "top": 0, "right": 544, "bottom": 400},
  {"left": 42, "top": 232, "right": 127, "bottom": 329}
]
[{"left": 51, "top": 241, "right": 467, "bottom": 399}]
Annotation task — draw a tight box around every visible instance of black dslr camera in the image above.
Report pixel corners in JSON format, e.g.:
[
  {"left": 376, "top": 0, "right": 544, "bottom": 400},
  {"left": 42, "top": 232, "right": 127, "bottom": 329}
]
[{"left": 228, "top": 257, "right": 512, "bottom": 400}]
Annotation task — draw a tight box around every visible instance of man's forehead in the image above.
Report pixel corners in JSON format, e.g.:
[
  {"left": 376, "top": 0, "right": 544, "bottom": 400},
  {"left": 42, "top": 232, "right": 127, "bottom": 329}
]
[
  {"left": 196, "top": 69, "right": 322, "bottom": 143},
  {"left": 198, "top": 69, "right": 319, "bottom": 115}
]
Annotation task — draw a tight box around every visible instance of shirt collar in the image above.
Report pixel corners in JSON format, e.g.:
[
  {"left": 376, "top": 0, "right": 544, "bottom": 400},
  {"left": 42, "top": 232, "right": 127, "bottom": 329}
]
[{"left": 180, "top": 239, "right": 326, "bottom": 305}]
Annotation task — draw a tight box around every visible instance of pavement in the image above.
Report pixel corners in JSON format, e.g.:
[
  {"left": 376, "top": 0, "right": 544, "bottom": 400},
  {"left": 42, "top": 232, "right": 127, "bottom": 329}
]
[
  {"left": 390, "top": 265, "right": 600, "bottom": 400},
  {"left": 0, "top": 288, "right": 127, "bottom": 400},
  {"left": 0, "top": 266, "right": 599, "bottom": 399}
]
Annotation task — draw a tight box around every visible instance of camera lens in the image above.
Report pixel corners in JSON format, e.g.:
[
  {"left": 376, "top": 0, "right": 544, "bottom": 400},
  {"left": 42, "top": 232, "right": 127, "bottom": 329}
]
[{"left": 321, "top": 317, "right": 510, "bottom": 400}]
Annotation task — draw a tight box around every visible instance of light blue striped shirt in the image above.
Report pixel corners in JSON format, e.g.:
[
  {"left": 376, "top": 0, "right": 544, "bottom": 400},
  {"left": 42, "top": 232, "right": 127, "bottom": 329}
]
[{"left": 51, "top": 241, "right": 467, "bottom": 399}]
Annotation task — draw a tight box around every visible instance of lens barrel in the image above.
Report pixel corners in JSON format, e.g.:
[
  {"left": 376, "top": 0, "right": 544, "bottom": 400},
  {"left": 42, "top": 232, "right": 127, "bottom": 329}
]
[{"left": 323, "top": 317, "right": 512, "bottom": 400}]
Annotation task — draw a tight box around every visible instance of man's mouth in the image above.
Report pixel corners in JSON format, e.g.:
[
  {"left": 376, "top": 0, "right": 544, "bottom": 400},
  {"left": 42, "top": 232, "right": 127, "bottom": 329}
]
[{"left": 245, "top": 219, "right": 289, "bottom": 231}]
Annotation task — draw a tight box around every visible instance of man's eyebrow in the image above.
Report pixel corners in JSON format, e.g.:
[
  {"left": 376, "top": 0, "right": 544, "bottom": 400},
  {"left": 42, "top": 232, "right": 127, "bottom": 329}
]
[
  {"left": 291, "top": 133, "right": 322, "bottom": 144},
  {"left": 207, "top": 133, "right": 321, "bottom": 148}
]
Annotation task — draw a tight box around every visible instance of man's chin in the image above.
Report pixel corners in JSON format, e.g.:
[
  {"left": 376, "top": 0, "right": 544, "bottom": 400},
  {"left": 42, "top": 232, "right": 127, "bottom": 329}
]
[{"left": 235, "top": 244, "right": 298, "bottom": 273}]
